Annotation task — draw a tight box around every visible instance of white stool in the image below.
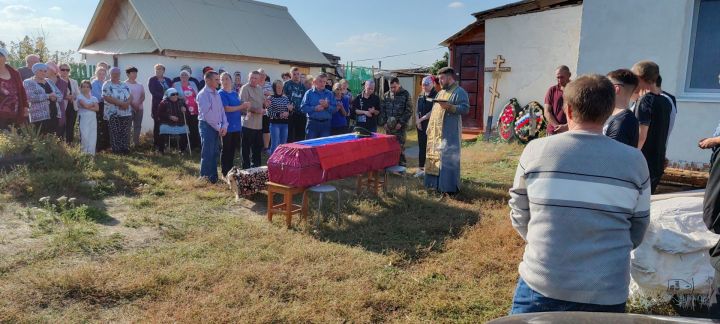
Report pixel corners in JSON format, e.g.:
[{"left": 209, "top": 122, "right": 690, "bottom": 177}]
[
  {"left": 307, "top": 184, "right": 341, "bottom": 225},
  {"left": 384, "top": 165, "right": 407, "bottom": 192}
]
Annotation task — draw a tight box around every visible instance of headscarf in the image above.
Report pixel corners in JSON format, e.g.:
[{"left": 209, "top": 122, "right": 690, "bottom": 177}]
[
  {"left": 164, "top": 87, "right": 178, "bottom": 100},
  {"left": 422, "top": 75, "right": 434, "bottom": 86},
  {"left": 32, "top": 63, "right": 48, "bottom": 74},
  {"left": 0, "top": 47, "right": 8, "bottom": 58}
]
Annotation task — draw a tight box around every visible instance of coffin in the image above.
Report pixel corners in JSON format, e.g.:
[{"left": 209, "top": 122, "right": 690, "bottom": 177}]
[{"left": 267, "top": 133, "right": 401, "bottom": 187}]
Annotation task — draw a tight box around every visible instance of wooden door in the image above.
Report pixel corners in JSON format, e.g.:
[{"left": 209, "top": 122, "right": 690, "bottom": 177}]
[{"left": 453, "top": 44, "right": 484, "bottom": 129}]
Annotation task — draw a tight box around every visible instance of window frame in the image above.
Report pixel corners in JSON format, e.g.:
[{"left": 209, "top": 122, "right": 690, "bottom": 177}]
[{"left": 682, "top": 0, "right": 720, "bottom": 100}]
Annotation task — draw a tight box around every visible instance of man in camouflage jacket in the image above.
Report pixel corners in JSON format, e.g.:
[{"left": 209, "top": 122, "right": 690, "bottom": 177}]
[{"left": 380, "top": 77, "right": 414, "bottom": 166}]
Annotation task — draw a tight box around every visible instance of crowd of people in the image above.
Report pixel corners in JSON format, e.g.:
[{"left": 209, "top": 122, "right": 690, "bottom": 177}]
[
  {"left": 7, "top": 41, "right": 720, "bottom": 317},
  {"left": 1, "top": 48, "right": 468, "bottom": 192},
  {"left": 509, "top": 60, "right": 720, "bottom": 316}
]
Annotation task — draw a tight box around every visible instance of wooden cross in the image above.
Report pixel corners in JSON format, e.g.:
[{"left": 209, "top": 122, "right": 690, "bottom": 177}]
[{"left": 484, "top": 55, "right": 511, "bottom": 139}]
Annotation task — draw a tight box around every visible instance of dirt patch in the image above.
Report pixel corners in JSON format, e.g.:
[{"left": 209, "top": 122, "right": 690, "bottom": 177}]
[{"left": 0, "top": 204, "right": 49, "bottom": 258}]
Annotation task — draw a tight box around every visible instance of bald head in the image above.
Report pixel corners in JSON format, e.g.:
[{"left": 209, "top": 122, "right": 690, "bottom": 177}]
[
  {"left": 25, "top": 54, "right": 40, "bottom": 67},
  {"left": 555, "top": 65, "right": 571, "bottom": 87}
]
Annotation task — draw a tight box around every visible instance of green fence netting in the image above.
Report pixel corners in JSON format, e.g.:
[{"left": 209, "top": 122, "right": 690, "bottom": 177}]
[{"left": 344, "top": 66, "right": 373, "bottom": 95}]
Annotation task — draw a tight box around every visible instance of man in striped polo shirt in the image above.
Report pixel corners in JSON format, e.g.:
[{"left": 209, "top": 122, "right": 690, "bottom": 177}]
[{"left": 508, "top": 74, "right": 651, "bottom": 314}]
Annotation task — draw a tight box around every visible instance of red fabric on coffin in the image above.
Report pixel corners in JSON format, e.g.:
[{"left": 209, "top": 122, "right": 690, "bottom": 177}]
[
  {"left": 267, "top": 135, "right": 400, "bottom": 187},
  {"left": 313, "top": 135, "right": 392, "bottom": 170}
]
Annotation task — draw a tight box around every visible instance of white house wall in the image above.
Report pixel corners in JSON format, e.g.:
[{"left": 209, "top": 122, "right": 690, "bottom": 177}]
[
  {"left": 84, "top": 54, "right": 324, "bottom": 133},
  {"left": 577, "top": 0, "right": 717, "bottom": 164},
  {"left": 483, "top": 5, "right": 583, "bottom": 125}
]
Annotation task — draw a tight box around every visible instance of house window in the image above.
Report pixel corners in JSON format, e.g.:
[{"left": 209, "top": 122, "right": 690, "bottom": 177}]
[{"left": 687, "top": 0, "right": 720, "bottom": 92}]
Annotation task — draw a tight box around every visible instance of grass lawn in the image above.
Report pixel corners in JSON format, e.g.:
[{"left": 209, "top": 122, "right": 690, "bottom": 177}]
[{"left": 0, "top": 129, "right": 540, "bottom": 322}]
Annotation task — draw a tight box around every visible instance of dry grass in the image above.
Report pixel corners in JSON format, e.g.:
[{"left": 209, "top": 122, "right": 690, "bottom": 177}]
[{"left": 0, "top": 130, "right": 526, "bottom": 323}]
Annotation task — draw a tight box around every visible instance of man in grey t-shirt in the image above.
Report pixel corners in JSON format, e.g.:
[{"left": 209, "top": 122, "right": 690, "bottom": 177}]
[{"left": 509, "top": 74, "right": 650, "bottom": 314}]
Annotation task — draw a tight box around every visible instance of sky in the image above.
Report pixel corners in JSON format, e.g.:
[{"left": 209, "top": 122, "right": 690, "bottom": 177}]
[{"left": 0, "top": 0, "right": 515, "bottom": 69}]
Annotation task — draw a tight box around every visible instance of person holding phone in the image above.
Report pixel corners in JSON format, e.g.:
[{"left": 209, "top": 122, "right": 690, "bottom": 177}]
[{"left": 350, "top": 79, "right": 380, "bottom": 132}]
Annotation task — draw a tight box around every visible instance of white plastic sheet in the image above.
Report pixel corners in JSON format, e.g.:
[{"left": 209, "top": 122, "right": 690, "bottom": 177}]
[{"left": 630, "top": 192, "right": 719, "bottom": 306}]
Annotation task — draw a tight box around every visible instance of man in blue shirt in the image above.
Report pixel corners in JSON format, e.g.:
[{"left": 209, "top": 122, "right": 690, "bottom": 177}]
[{"left": 301, "top": 73, "right": 336, "bottom": 139}]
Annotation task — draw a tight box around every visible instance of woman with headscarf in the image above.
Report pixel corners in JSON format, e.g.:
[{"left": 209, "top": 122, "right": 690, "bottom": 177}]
[
  {"left": 23, "top": 63, "right": 63, "bottom": 135},
  {"left": 0, "top": 46, "right": 28, "bottom": 130},
  {"left": 414, "top": 75, "right": 437, "bottom": 177},
  {"left": 157, "top": 88, "right": 189, "bottom": 153},
  {"left": 102, "top": 67, "right": 133, "bottom": 154},
  {"left": 91, "top": 67, "right": 110, "bottom": 151},
  {"left": 174, "top": 69, "right": 200, "bottom": 150}
]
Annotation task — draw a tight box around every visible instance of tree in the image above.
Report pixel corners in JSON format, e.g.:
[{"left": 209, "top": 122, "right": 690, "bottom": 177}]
[
  {"left": 429, "top": 52, "right": 449, "bottom": 75},
  {"left": 4, "top": 32, "right": 75, "bottom": 68}
]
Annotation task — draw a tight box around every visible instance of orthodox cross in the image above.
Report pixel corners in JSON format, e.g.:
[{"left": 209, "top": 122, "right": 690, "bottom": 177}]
[{"left": 483, "top": 55, "right": 511, "bottom": 140}]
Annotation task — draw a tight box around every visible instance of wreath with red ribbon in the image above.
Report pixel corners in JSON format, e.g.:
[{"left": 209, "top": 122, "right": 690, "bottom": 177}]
[{"left": 497, "top": 98, "right": 522, "bottom": 142}]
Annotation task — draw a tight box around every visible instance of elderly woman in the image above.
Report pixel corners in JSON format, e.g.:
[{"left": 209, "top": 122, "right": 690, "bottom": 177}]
[
  {"left": 102, "top": 67, "right": 134, "bottom": 154},
  {"left": 59, "top": 63, "right": 79, "bottom": 144},
  {"left": 46, "top": 61, "right": 68, "bottom": 138},
  {"left": 158, "top": 88, "right": 189, "bottom": 153},
  {"left": 0, "top": 47, "right": 28, "bottom": 130},
  {"left": 330, "top": 83, "right": 349, "bottom": 135},
  {"left": 267, "top": 79, "right": 292, "bottom": 153},
  {"left": 125, "top": 66, "right": 145, "bottom": 146},
  {"left": 23, "top": 63, "right": 63, "bottom": 135},
  {"left": 92, "top": 67, "right": 109, "bottom": 151},
  {"left": 174, "top": 69, "right": 200, "bottom": 150},
  {"left": 148, "top": 63, "right": 172, "bottom": 152}
]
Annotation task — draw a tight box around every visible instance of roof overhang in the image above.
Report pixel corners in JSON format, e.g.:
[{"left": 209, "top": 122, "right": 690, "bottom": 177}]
[
  {"left": 79, "top": 39, "right": 158, "bottom": 55},
  {"left": 440, "top": 0, "right": 582, "bottom": 46}
]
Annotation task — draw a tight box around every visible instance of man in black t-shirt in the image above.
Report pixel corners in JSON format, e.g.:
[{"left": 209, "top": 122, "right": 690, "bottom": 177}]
[
  {"left": 604, "top": 69, "right": 640, "bottom": 148},
  {"left": 632, "top": 61, "right": 672, "bottom": 193},
  {"left": 350, "top": 79, "right": 381, "bottom": 132},
  {"left": 656, "top": 75, "right": 677, "bottom": 141}
]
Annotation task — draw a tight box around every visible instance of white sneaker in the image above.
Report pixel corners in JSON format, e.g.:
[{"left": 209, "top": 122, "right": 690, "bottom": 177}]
[{"left": 414, "top": 170, "right": 425, "bottom": 178}]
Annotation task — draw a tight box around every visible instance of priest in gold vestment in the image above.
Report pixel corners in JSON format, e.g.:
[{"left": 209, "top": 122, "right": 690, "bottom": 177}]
[{"left": 424, "top": 67, "right": 470, "bottom": 194}]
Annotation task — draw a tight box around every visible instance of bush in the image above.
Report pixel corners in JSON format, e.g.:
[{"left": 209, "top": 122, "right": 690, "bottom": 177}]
[
  {"left": 60, "top": 205, "right": 111, "bottom": 224},
  {"left": 0, "top": 125, "right": 98, "bottom": 199}
]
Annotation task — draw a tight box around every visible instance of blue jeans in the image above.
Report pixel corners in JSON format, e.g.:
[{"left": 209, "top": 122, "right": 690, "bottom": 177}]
[
  {"left": 511, "top": 277, "right": 626, "bottom": 314},
  {"left": 306, "top": 120, "right": 331, "bottom": 139},
  {"left": 199, "top": 120, "right": 220, "bottom": 183},
  {"left": 269, "top": 123, "right": 288, "bottom": 154}
]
